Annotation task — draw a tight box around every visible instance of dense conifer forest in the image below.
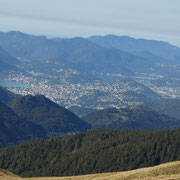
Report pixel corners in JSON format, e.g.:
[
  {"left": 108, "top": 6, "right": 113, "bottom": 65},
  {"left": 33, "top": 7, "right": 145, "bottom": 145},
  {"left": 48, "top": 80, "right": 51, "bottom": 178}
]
[{"left": 0, "top": 129, "right": 179, "bottom": 177}]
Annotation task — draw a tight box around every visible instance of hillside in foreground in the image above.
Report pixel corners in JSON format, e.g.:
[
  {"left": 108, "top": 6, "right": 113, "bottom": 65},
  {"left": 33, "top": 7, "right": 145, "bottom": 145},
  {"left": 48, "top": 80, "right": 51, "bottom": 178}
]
[
  {"left": 25, "top": 161, "right": 180, "bottom": 180},
  {"left": 0, "top": 168, "right": 21, "bottom": 180},
  {"left": 0, "top": 129, "right": 179, "bottom": 177},
  {"left": 1, "top": 161, "right": 180, "bottom": 180}
]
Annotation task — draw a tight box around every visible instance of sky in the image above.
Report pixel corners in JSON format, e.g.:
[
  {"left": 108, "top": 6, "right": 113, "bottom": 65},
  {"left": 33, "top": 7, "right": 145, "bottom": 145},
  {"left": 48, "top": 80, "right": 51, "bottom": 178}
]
[{"left": 0, "top": 0, "right": 180, "bottom": 46}]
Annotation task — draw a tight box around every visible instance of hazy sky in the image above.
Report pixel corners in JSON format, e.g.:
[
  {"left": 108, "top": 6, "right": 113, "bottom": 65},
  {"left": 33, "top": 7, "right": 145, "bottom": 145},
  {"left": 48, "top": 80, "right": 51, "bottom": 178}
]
[{"left": 0, "top": 0, "right": 179, "bottom": 46}]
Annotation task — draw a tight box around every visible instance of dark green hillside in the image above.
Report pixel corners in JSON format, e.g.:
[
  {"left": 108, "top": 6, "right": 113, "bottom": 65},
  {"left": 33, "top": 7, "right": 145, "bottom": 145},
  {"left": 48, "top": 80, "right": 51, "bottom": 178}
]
[
  {"left": 0, "top": 129, "right": 179, "bottom": 177},
  {"left": 68, "top": 106, "right": 97, "bottom": 117},
  {"left": 0, "top": 101, "right": 47, "bottom": 147},
  {"left": 0, "top": 86, "right": 18, "bottom": 104},
  {"left": 82, "top": 106, "right": 180, "bottom": 130},
  {"left": 10, "top": 95, "right": 91, "bottom": 137}
]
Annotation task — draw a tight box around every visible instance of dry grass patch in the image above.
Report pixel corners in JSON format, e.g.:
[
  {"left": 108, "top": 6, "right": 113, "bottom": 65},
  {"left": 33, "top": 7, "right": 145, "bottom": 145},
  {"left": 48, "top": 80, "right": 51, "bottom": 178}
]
[
  {"left": 2, "top": 161, "right": 180, "bottom": 180},
  {"left": 0, "top": 168, "right": 21, "bottom": 180},
  {"left": 23, "top": 161, "right": 180, "bottom": 180}
]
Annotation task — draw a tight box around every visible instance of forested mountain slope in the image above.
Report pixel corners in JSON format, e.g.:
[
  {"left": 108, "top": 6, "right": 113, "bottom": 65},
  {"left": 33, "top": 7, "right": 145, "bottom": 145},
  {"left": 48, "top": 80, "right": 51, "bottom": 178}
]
[{"left": 0, "top": 129, "right": 179, "bottom": 177}]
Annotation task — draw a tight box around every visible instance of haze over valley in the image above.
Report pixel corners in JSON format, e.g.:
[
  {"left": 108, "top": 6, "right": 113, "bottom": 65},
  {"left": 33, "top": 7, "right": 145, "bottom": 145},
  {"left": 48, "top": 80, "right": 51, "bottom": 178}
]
[
  {"left": 0, "top": 0, "right": 180, "bottom": 179},
  {"left": 0, "top": 31, "right": 180, "bottom": 114}
]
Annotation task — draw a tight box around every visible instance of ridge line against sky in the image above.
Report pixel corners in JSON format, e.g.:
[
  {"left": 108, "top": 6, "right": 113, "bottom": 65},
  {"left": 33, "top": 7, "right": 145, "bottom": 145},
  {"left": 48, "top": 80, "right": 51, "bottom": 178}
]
[{"left": 0, "top": 0, "right": 179, "bottom": 46}]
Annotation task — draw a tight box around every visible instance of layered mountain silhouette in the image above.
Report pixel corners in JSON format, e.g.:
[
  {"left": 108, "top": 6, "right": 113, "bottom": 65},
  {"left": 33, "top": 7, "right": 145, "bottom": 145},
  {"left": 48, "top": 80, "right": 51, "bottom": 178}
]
[
  {"left": 10, "top": 95, "right": 91, "bottom": 137},
  {"left": 0, "top": 86, "right": 18, "bottom": 104},
  {"left": 0, "top": 46, "right": 19, "bottom": 65},
  {"left": 1, "top": 93, "right": 180, "bottom": 148},
  {"left": 0, "top": 45, "right": 25, "bottom": 77},
  {"left": 88, "top": 34, "right": 180, "bottom": 64},
  {"left": 0, "top": 94, "right": 92, "bottom": 147},
  {"left": 82, "top": 106, "right": 180, "bottom": 130},
  {"left": 0, "top": 31, "right": 166, "bottom": 76},
  {"left": 1, "top": 31, "right": 180, "bottom": 79},
  {"left": 146, "top": 98, "right": 180, "bottom": 121},
  {"left": 0, "top": 101, "right": 47, "bottom": 147}
]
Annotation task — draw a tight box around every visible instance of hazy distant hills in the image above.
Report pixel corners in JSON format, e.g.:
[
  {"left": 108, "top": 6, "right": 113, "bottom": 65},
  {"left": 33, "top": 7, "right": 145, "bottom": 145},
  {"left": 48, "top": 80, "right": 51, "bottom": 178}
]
[
  {"left": 88, "top": 34, "right": 180, "bottom": 64},
  {"left": 0, "top": 31, "right": 161, "bottom": 76},
  {"left": 22, "top": 58, "right": 101, "bottom": 83},
  {"left": 10, "top": 95, "right": 91, "bottom": 137},
  {"left": 57, "top": 37, "right": 154, "bottom": 75},
  {"left": 0, "top": 45, "right": 27, "bottom": 78},
  {"left": 0, "top": 47, "right": 19, "bottom": 65},
  {"left": 0, "top": 46, "right": 20, "bottom": 73},
  {"left": 0, "top": 101, "right": 47, "bottom": 147},
  {"left": 146, "top": 98, "right": 180, "bottom": 121},
  {"left": 82, "top": 106, "right": 180, "bottom": 130},
  {"left": 0, "top": 31, "right": 62, "bottom": 60},
  {"left": 0, "top": 87, "right": 19, "bottom": 104},
  {"left": 72, "top": 77, "right": 161, "bottom": 110},
  {"left": 0, "top": 129, "right": 179, "bottom": 177},
  {"left": 0, "top": 31, "right": 180, "bottom": 78}
]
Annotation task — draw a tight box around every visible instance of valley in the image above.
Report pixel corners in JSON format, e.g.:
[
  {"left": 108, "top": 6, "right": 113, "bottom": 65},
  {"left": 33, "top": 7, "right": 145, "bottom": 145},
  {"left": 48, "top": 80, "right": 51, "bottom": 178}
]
[
  {"left": 0, "top": 31, "right": 180, "bottom": 112},
  {"left": 0, "top": 31, "right": 180, "bottom": 179},
  {"left": 1, "top": 0, "right": 180, "bottom": 179},
  {"left": 4, "top": 63, "right": 180, "bottom": 111}
]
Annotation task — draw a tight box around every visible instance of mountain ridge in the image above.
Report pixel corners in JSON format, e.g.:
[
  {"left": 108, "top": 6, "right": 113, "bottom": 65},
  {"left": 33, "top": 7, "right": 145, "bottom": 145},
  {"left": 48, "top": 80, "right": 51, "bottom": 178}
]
[
  {"left": 88, "top": 34, "right": 180, "bottom": 64},
  {"left": 0, "top": 31, "right": 166, "bottom": 76},
  {"left": 10, "top": 94, "right": 91, "bottom": 137},
  {"left": 0, "top": 100, "right": 47, "bottom": 147},
  {"left": 82, "top": 106, "right": 180, "bottom": 130}
]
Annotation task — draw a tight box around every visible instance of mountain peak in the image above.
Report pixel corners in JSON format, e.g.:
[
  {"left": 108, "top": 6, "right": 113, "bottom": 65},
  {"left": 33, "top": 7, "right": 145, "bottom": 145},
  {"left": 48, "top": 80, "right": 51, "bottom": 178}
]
[{"left": 10, "top": 95, "right": 91, "bottom": 136}]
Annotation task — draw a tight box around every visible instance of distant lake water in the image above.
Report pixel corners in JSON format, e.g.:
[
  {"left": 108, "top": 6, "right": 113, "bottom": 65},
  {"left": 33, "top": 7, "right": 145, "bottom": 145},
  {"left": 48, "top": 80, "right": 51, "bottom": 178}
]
[{"left": 0, "top": 80, "right": 29, "bottom": 88}]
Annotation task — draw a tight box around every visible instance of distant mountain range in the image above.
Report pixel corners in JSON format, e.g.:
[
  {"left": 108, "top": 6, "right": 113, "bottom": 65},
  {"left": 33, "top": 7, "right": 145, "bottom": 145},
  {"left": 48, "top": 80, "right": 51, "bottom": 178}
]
[
  {"left": 0, "top": 47, "right": 20, "bottom": 75},
  {"left": 88, "top": 34, "right": 180, "bottom": 64},
  {"left": 1, "top": 31, "right": 180, "bottom": 78},
  {"left": 0, "top": 31, "right": 180, "bottom": 179}
]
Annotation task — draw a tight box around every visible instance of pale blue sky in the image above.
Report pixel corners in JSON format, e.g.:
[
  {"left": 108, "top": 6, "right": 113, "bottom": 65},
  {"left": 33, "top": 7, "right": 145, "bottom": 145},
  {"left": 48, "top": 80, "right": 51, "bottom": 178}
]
[{"left": 0, "top": 0, "right": 179, "bottom": 46}]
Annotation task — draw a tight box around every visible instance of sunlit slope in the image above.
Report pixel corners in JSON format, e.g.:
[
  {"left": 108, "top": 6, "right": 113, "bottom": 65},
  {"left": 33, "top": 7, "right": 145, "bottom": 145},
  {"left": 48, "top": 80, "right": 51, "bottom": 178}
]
[
  {"left": 23, "top": 161, "right": 180, "bottom": 180},
  {"left": 0, "top": 168, "right": 21, "bottom": 180}
]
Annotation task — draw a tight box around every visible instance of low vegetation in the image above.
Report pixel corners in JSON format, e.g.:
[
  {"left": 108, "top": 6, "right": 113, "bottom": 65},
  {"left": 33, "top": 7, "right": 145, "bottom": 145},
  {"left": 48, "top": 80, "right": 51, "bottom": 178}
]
[
  {"left": 1, "top": 161, "right": 180, "bottom": 180},
  {"left": 0, "top": 168, "right": 21, "bottom": 180}
]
